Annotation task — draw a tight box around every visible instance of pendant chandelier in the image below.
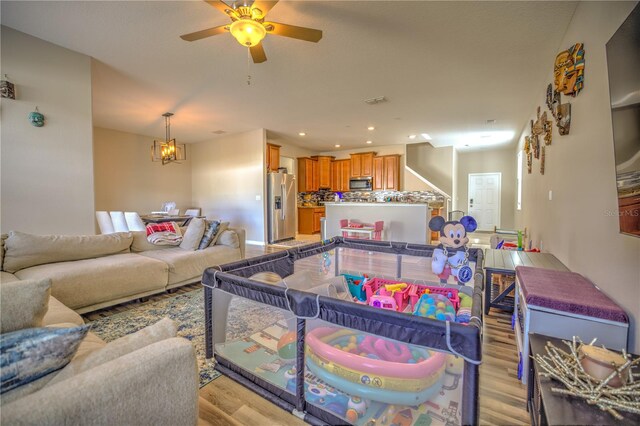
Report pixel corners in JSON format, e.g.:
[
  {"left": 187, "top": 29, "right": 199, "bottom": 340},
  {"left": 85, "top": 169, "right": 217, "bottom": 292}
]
[{"left": 152, "top": 112, "right": 185, "bottom": 165}]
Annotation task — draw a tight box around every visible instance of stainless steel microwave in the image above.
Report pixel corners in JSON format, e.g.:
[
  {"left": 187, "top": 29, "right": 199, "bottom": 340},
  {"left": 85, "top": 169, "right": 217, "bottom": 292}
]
[{"left": 349, "top": 177, "right": 373, "bottom": 191}]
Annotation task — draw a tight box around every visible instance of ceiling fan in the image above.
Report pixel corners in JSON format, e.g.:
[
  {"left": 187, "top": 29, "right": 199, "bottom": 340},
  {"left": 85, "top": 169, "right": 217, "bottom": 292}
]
[{"left": 180, "top": 0, "right": 322, "bottom": 63}]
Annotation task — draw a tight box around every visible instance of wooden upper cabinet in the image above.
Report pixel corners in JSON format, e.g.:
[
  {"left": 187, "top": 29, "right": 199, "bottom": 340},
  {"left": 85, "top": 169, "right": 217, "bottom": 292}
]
[
  {"left": 297, "top": 157, "right": 318, "bottom": 192},
  {"left": 312, "top": 156, "right": 334, "bottom": 189},
  {"left": 372, "top": 157, "right": 384, "bottom": 190},
  {"left": 266, "top": 143, "right": 281, "bottom": 173},
  {"left": 350, "top": 152, "right": 376, "bottom": 177},
  {"left": 361, "top": 152, "right": 374, "bottom": 176},
  {"left": 331, "top": 161, "right": 340, "bottom": 192},
  {"left": 384, "top": 155, "right": 400, "bottom": 190},
  {"left": 340, "top": 160, "right": 351, "bottom": 191}
]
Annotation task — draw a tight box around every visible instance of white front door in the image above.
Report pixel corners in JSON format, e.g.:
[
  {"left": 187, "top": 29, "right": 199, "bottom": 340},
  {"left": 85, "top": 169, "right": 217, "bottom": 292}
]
[{"left": 468, "top": 173, "right": 501, "bottom": 231}]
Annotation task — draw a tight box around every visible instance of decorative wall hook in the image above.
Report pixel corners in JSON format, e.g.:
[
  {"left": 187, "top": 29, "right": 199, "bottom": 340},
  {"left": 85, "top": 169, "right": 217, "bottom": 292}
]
[
  {"left": 1, "top": 74, "right": 16, "bottom": 99},
  {"left": 28, "top": 107, "right": 45, "bottom": 127}
]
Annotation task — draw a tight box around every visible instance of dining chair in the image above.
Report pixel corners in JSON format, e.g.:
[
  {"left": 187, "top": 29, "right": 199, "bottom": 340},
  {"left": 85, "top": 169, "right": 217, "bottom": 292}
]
[
  {"left": 95, "top": 211, "right": 115, "bottom": 234},
  {"left": 124, "top": 212, "right": 146, "bottom": 232},
  {"left": 184, "top": 208, "right": 200, "bottom": 217},
  {"left": 109, "top": 211, "right": 129, "bottom": 232},
  {"left": 167, "top": 208, "right": 180, "bottom": 216}
]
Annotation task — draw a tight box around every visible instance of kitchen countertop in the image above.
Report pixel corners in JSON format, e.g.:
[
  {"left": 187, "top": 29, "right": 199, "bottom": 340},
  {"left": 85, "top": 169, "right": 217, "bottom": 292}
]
[
  {"left": 324, "top": 202, "right": 430, "bottom": 207},
  {"left": 297, "top": 205, "right": 325, "bottom": 209}
]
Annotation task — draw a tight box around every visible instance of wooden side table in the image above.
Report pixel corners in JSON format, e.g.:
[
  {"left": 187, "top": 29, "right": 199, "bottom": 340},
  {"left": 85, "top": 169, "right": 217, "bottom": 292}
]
[{"left": 528, "top": 333, "right": 640, "bottom": 425}]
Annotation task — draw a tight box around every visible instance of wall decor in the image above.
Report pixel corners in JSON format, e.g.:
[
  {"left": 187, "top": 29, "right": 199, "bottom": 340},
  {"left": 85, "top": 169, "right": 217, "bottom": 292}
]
[
  {"left": 0, "top": 74, "right": 15, "bottom": 99},
  {"left": 27, "top": 107, "right": 45, "bottom": 127},
  {"left": 554, "top": 42, "right": 585, "bottom": 96},
  {"left": 557, "top": 103, "right": 572, "bottom": 135},
  {"left": 540, "top": 146, "right": 546, "bottom": 175},
  {"left": 544, "top": 118, "right": 553, "bottom": 146},
  {"left": 533, "top": 336, "right": 640, "bottom": 420},
  {"left": 533, "top": 107, "right": 545, "bottom": 135},
  {"left": 533, "top": 134, "right": 540, "bottom": 159},
  {"left": 524, "top": 136, "right": 532, "bottom": 155},
  {"left": 527, "top": 151, "right": 533, "bottom": 174}
]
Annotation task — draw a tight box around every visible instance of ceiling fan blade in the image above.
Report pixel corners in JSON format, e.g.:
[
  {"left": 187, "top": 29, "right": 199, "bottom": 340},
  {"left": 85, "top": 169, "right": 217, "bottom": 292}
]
[
  {"left": 250, "top": 44, "right": 267, "bottom": 63},
  {"left": 180, "top": 25, "right": 228, "bottom": 42},
  {"left": 264, "top": 22, "right": 322, "bottom": 43},
  {"left": 203, "top": 0, "right": 236, "bottom": 18},
  {"left": 251, "top": 1, "right": 279, "bottom": 18}
]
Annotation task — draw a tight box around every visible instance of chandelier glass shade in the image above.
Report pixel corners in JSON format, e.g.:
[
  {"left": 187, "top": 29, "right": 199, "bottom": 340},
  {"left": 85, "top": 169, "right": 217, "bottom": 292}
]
[{"left": 229, "top": 19, "right": 266, "bottom": 47}]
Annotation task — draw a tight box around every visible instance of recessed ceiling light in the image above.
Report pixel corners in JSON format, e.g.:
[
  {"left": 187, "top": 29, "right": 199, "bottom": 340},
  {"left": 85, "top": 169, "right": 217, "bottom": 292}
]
[
  {"left": 408, "top": 134, "right": 417, "bottom": 139},
  {"left": 421, "top": 133, "right": 432, "bottom": 140},
  {"left": 334, "top": 144, "right": 341, "bottom": 148},
  {"left": 367, "top": 126, "right": 375, "bottom": 131},
  {"left": 486, "top": 119, "right": 497, "bottom": 124},
  {"left": 366, "top": 140, "right": 373, "bottom": 144},
  {"left": 298, "top": 132, "right": 306, "bottom": 136}
]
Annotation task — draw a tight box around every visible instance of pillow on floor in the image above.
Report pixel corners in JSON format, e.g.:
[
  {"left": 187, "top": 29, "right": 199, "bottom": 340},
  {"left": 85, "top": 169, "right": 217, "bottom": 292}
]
[
  {"left": 180, "top": 218, "right": 206, "bottom": 251},
  {"left": 197, "top": 220, "right": 221, "bottom": 250},
  {"left": 0, "top": 325, "right": 89, "bottom": 394},
  {"left": 0, "top": 278, "right": 51, "bottom": 334},
  {"left": 48, "top": 318, "right": 177, "bottom": 386}
]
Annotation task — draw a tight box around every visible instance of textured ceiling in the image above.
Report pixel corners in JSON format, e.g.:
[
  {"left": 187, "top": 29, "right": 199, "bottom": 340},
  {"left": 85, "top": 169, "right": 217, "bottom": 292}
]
[{"left": 1, "top": 1, "right": 578, "bottom": 151}]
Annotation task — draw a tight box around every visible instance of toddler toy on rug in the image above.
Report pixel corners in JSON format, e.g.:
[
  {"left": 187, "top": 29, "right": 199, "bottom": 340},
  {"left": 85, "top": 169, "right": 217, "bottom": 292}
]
[{"left": 429, "top": 215, "right": 477, "bottom": 284}]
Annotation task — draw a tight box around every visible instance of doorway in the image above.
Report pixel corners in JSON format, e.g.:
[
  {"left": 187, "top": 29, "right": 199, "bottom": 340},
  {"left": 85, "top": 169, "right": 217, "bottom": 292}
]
[{"left": 468, "top": 172, "right": 501, "bottom": 231}]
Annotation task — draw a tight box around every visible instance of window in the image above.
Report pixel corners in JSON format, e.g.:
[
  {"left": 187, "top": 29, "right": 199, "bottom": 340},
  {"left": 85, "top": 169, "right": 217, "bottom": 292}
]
[{"left": 516, "top": 150, "right": 523, "bottom": 210}]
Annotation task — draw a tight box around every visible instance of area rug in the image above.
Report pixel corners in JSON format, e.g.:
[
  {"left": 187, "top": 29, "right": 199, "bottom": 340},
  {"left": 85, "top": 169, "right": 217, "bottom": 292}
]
[{"left": 88, "top": 288, "right": 283, "bottom": 388}]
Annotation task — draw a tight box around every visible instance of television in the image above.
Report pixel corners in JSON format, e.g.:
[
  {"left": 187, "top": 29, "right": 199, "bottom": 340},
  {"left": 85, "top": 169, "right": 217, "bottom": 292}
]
[{"left": 606, "top": 3, "right": 640, "bottom": 237}]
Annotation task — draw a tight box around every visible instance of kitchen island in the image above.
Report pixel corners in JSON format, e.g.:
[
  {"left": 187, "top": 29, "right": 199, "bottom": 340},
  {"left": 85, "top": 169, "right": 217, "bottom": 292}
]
[{"left": 324, "top": 202, "right": 432, "bottom": 244}]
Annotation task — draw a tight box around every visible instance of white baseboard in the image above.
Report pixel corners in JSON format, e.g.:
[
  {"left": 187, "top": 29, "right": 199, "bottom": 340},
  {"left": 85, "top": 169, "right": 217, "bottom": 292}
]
[{"left": 246, "top": 240, "right": 266, "bottom": 246}]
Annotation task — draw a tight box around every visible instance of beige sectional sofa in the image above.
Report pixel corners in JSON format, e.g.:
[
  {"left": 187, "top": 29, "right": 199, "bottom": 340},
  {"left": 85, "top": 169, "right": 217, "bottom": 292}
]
[
  {"left": 0, "top": 276, "right": 199, "bottom": 425},
  {"left": 1, "top": 228, "right": 245, "bottom": 313}
]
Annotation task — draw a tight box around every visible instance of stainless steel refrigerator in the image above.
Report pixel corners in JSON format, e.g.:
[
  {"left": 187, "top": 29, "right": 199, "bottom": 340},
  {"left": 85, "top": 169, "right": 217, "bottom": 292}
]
[{"left": 267, "top": 172, "right": 296, "bottom": 243}]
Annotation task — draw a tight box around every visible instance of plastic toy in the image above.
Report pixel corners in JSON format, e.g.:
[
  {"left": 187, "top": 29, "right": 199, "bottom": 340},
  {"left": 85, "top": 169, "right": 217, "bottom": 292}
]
[
  {"left": 429, "top": 215, "right": 477, "bottom": 284},
  {"left": 363, "top": 278, "right": 410, "bottom": 312},
  {"left": 369, "top": 295, "right": 397, "bottom": 311},
  {"left": 305, "top": 327, "right": 446, "bottom": 404},
  {"left": 277, "top": 331, "right": 297, "bottom": 360},
  {"left": 413, "top": 293, "right": 455, "bottom": 321}
]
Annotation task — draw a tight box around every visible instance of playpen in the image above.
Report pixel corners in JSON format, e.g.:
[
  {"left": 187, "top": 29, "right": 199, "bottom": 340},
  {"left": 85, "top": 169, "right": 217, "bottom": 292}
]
[{"left": 202, "top": 237, "right": 484, "bottom": 425}]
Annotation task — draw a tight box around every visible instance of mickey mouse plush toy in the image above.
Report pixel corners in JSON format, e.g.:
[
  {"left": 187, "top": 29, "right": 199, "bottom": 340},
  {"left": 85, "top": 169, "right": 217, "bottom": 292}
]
[{"left": 429, "top": 215, "right": 477, "bottom": 284}]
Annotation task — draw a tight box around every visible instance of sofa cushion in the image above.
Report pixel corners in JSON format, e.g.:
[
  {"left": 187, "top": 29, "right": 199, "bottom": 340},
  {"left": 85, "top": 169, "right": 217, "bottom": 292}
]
[
  {"left": 3, "top": 231, "right": 133, "bottom": 273},
  {"left": 130, "top": 231, "right": 175, "bottom": 253},
  {"left": 48, "top": 318, "right": 177, "bottom": 386},
  {"left": 198, "top": 220, "right": 221, "bottom": 250},
  {"left": 139, "top": 245, "right": 241, "bottom": 284},
  {"left": 180, "top": 218, "right": 206, "bottom": 251},
  {"left": 0, "top": 325, "right": 89, "bottom": 394},
  {"left": 42, "top": 297, "right": 84, "bottom": 327},
  {"left": 216, "top": 229, "right": 240, "bottom": 249},
  {"left": 0, "top": 278, "right": 51, "bottom": 334},
  {"left": 0, "top": 271, "right": 20, "bottom": 283},
  {"left": 14, "top": 253, "right": 168, "bottom": 311},
  {"left": 210, "top": 221, "right": 230, "bottom": 246}
]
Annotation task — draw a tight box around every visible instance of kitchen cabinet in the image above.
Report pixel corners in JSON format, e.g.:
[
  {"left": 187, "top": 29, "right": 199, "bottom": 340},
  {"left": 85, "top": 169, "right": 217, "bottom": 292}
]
[
  {"left": 298, "top": 207, "right": 325, "bottom": 234},
  {"left": 266, "top": 143, "right": 280, "bottom": 173},
  {"left": 297, "top": 157, "right": 319, "bottom": 192},
  {"left": 371, "top": 155, "right": 401, "bottom": 191},
  {"left": 312, "top": 156, "right": 334, "bottom": 189},
  {"left": 331, "top": 159, "right": 351, "bottom": 192},
  {"left": 372, "top": 157, "right": 384, "bottom": 190},
  {"left": 384, "top": 155, "right": 400, "bottom": 190},
  {"left": 349, "top": 152, "right": 376, "bottom": 178}
]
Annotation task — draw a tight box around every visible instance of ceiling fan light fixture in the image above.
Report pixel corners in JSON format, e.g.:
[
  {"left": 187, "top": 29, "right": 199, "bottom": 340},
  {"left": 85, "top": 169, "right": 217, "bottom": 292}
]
[{"left": 229, "top": 19, "right": 266, "bottom": 47}]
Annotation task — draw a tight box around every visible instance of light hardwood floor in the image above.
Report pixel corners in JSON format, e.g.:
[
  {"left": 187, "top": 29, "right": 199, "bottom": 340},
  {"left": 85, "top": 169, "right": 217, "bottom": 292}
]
[{"left": 85, "top": 241, "right": 530, "bottom": 425}]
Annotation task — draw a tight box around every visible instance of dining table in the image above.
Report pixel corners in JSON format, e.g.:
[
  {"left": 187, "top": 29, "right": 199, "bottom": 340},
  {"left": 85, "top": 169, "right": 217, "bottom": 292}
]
[{"left": 139, "top": 214, "right": 198, "bottom": 226}]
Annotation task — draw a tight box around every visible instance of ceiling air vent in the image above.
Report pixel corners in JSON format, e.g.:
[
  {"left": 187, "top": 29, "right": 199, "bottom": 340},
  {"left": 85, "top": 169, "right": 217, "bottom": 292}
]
[
  {"left": 212, "top": 130, "right": 227, "bottom": 135},
  {"left": 364, "top": 96, "right": 387, "bottom": 105}
]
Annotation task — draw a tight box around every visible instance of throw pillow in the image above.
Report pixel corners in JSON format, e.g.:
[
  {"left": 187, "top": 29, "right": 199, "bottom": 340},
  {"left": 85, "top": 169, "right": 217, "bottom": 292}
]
[
  {"left": 197, "top": 220, "right": 221, "bottom": 250},
  {"left": 48, "top": 318, "right": 177, "bottom": 386},
  {"left": 210, "top": 221, "right": 230, "bottom": 246},
  {"left": 1, "top": 233, "right": 7, "bottom": 271},
  {"left": 0, "top": 325, "right": 89, "bottom": 394},
  {"left": 179, "top": 217, "right": 206, "bottom": 251},
  {"left": 146, "top": 221, "right": 183, "bottom": 246},
  {"left": 0, "top": 278, "right": 51, "bottom": 334},
  {"left": 216, "top": 230, "right": 240, "bottom": 249}
]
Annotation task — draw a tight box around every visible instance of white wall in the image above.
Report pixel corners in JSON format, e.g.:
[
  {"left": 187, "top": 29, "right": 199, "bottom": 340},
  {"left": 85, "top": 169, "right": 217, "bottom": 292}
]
[
  {"left": 1, "top": 26, "right": 94, "bottom": 235},
  {"left": 191, "top": 129, "right": 266, "bottom": 243},
  {"left": 93, "top": 127, "right": 192, "bottom": 218},
  {"left": 515, "top": 1, "right": 640, "bottom": 352},
  {"left": 457, "top": 147, "right": 516, "bottom": 229},
  {"left": 406, "top": 143, "right": 454, "bottom": 196}
]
